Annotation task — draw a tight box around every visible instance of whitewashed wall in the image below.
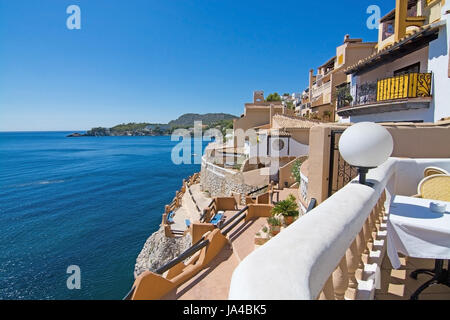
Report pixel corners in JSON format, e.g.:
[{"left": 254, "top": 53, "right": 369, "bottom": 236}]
[
  {"left": 248, "top": 134, "right": 309, "bottom": 158},
  {"left": 428, "top": 6, "right": 450, "bottom": 122}
]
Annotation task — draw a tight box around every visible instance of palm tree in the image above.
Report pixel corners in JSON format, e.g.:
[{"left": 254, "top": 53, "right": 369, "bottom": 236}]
[{"left": 271, "top": 195, "right": 298, "bottom": 217}]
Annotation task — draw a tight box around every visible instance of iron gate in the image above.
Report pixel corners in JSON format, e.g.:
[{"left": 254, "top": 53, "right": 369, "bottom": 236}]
[{"left": 328, "top": 130, "right": 358, "bottom": 197}]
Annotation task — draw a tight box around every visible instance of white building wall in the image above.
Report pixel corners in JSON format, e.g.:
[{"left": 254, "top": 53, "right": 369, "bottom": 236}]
[
  {"left": 349, "top": 107, "right": 434, "bottom": 123},
  {"left": 249, "top": 135, "right": 309, "bottom": 158},
  {"left": 428, "top": 6, "right": 450, "bottom": 122},
  {"left": 288, "top": 138, "right": 309, "bottom": 157}
]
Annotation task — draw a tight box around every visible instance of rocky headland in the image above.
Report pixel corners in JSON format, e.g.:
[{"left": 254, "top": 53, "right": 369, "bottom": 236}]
[{"left": 67, "top": 113, "right": 237, "bottom": 137}]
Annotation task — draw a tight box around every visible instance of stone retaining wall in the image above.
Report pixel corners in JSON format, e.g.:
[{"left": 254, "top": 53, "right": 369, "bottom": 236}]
[{"left": 200, "top": 157, "right": 260, "bottom": 198}]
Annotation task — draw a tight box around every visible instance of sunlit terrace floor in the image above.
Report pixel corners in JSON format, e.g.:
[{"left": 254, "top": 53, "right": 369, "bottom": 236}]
[
  {"left": 376, "top": 255, "right": 450, "bottom": 300},
  {"left": 171, "top": 183, "right": 212, "bottom": 232},
  {"left": 162, "top": 213, "right": 268, "bottom": 300}
]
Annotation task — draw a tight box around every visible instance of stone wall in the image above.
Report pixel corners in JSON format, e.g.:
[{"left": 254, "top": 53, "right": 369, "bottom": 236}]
[{"left": 200, "top": 158, "right": 261, "bottom": 198}]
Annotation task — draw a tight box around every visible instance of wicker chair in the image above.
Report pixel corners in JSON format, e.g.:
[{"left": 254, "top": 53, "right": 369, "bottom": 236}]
[
  {"left": 423, "top": 167, "right": 449, "bottom": 177},
  {"left": 414, "top": 174, "right": 450, "bottom": 202}
]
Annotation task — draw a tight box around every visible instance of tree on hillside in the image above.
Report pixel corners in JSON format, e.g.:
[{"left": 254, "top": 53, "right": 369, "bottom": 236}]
[
  {"left": 266, "top": 93, "right": 282, "bottom": 102},
  {"left": 285, "top": 101, "right": 295, "bottom": 110}
]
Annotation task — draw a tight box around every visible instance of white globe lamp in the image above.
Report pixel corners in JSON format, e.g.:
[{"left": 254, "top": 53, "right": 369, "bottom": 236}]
[{"left": 339, "top": 122, "right": 394, "bottom": 185}]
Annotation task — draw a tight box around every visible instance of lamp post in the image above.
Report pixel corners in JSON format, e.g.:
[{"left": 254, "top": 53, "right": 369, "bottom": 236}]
[{"left": 339, "top": 122, "right": 394, "bottom": 186}]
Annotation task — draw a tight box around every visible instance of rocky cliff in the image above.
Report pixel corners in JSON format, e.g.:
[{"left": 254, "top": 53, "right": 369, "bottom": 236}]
[{"left": 134, "top": 226, "right": 192, "bottom": 278}]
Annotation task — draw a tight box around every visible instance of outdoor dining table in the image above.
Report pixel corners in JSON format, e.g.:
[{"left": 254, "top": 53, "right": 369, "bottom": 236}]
[{"left": 386, "top": 195, "right": 450, "bottom": 299}]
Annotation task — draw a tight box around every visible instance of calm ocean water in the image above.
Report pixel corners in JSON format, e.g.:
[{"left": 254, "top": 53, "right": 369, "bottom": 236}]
[{"left": 0, "top": 132, "right": 205, "bottom": 300}]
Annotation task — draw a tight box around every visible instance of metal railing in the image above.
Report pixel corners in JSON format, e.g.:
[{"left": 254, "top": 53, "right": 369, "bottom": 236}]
[
  {"left": 187, "top": 185, "right": 202, "bottom": 214},
  {"left": 376, "top": 72, "right": 432, "bottom": 101},
  {"left": 155, "top": 237, "right": 210, "bottom": 275},
  {"left": 123, "top": 286, "right": 135, "bottom": 300},
  {"left": 336, "top": 83, "right": 352, "bottom": 110},
  {"left": 221, "top": 206, "right": 249, "bottom": 236},
  {"left": 200, "top": 199, "right": 215, "bottom": 222},
  {"left": 222, "top": 213, "right": 248, "bottom": 236},
  {"left": 338, "top": 73, "right": 432, "bottom": 108},
  {"left": 124, "top": 205, "right": 250, "bottom": 300},
  {"left": 123, "top": 236, "right": 210, "bottom": 300},
  {"left": 247, "top": 185, "right": 269, "bottom": 196},
  {"left": 219, "top": 206, "right": 249, "bottom": 232}
]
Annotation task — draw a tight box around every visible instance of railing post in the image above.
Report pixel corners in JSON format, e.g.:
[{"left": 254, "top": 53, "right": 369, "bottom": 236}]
[
  {"left": 362, "top": 217, "right": 372, "bottom": 256},
  {"left": 366, "top": 211, "right": 375, "bottom": 252},
  {"left": 379, "top": 191, "right": 387, "bottom": 225},
  {"left": 370, "top": 207, "right": 379, "bottom": 240},
  {"left": 332, "top": 256, "right": 349, "bottom": 300},
  {"left": 345, "top": 240, "right": 360, "bottom": 300},
  {"left": 356, "top": 229, "right": 367, "bottom": 279},
  {"left": 319, "top": 275, "right": 335, "bottom": 300}
]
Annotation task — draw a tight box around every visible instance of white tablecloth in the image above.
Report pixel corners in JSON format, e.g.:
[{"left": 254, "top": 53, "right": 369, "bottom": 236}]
[{"left": 387, "top": 195, "right": 450, "bottom": 269}]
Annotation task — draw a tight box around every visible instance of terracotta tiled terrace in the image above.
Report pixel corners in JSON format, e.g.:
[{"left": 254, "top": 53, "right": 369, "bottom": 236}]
[
  {"left": 376, "top": 255, "right": 450, "bottom": 300},
  {"left": 163, "top": 212, "right": 267, "bottom": 300}
]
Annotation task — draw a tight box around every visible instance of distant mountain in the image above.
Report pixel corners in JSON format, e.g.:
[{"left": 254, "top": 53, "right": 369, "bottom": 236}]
[
  {"left": 68, "top": 113, "right": 238, "bottom": 137},
  {"left": 168, "top": 113, "right": 238, "bottom": 128}
]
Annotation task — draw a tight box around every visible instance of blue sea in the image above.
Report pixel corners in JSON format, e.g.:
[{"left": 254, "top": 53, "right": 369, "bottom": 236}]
[{"left": 0, "top": 132, "right": 205, "bottom": 300}]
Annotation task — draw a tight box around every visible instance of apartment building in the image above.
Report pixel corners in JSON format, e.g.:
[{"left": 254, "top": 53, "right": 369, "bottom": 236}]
[
  {"left": 308, "top": 36, "right": 377, "bottom": 122},
  {"left": 338, "top": 0, "right": 450, "bottom": 123}
]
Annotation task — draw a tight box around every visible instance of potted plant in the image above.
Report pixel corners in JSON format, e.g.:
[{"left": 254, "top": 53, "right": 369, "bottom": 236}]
[
  {"left": 254, "top": 231, "right": 269, "bottom": 245},
  {"left": 267, "top": 216, "right": 282, "bottom": 236},
  {"left": 272, "top": 194, "right": 299, "bottom": 226}
]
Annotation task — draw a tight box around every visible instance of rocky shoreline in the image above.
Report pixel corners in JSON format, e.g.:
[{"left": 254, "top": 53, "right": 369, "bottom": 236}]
[
  {"left": 134, "top": 225, "right": 192, "bottom": 278},
  {"left": 67, "top": 132, "right": 169, "bottom": 137}
]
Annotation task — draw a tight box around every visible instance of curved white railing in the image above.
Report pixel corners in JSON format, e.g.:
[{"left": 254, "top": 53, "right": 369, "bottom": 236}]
[
  {"left": 228, "top": 158, "right": 450, "bottom": 300},
  {"left": 201, "top": 155, "right": 238, "bottom": 176}
]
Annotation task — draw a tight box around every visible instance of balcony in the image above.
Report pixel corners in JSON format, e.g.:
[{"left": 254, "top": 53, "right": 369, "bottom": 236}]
[
  {"left": 311, "top": 81, "right": 332, "bottom": 100},
  {"left": 338, "top": 73, "right": 432, "bottom": 117}
]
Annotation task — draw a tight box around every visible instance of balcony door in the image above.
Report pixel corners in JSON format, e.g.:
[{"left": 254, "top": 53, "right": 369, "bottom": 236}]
[{"left": 393, "top": 62, "right": 420, "bottom": 76}]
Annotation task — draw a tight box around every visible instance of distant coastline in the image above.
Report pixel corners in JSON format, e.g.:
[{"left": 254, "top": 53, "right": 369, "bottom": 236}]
[{"left": 67, "top": 113, "right": 237, "bottom": 137}]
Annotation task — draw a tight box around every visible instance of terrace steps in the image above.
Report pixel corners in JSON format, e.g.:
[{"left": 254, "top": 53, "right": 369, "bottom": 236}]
[{"left": 163, "top": 214, "right": 267, "bottom": 300}]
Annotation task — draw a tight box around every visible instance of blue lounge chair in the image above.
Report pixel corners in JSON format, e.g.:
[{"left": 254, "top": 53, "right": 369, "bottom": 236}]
[
  {"left": 167, "top": 211, "right": 175, "bottom": 224},
  {"left": 210, "top": 211, "right": 224, "bottom": 226},
  {"left": 185, "top": 219, "right": 191, "bottom": 227}
]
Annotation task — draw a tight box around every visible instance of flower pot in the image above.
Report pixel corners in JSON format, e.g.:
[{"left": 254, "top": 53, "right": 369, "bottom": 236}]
[
  {"left": 284, "top": 216, "right": 295, "bottom": 225},
  {"left": 254, "top": 235, "right": 269, "bottom": 246},
  {"left": 270, "top": 226, "right": 281, "bottom": 236}
]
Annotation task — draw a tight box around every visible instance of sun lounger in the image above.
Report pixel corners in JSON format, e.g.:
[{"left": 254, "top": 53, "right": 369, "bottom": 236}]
[
  {"left": 167, "top": 211, "right": 175, "bottom": 224},
  {"left": 210, "top": 211, "right": 225, "bottom": 226}
]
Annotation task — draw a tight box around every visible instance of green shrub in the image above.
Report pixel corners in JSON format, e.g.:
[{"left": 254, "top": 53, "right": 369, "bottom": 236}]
[
  {"left": 291, "top": 159, "right": 304, "bottom": 184},
  {"left": 267, "top": 216, "right": 282, "bottom": 226},
  {"left": 271, "top": 194, "right": 299, "bottom": 217}
]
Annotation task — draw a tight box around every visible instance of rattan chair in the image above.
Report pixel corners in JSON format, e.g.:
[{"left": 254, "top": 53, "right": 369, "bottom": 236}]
[
  {"left": 415, "top": 174, "right": 450, "bottom": 202},
  {"left": 423, "top": 167, "right": 449, "bottom": 177}
]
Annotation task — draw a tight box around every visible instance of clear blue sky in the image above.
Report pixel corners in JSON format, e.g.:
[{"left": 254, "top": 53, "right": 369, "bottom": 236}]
[{"left": 0, "top": 0, "right": 392, "bottom": 131}]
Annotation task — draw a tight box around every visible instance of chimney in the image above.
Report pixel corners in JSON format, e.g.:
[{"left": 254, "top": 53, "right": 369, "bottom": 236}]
[
  {"left": 253, "top": 91, "right": 264, "bottom": 104},
  {"left": 309, "top": 69, "right": 315, "bottom": 100},
  {"left": 270, "top": 104, "right": 275, "bottom": 128}
]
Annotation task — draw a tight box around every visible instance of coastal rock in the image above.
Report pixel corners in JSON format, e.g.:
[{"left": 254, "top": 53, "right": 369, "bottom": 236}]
[
  {"left": 134, "top": 227, "right": 192, "bottom": 278},
  {"left": 67, "top": 133, "right": 83, "bottom": 137}
]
